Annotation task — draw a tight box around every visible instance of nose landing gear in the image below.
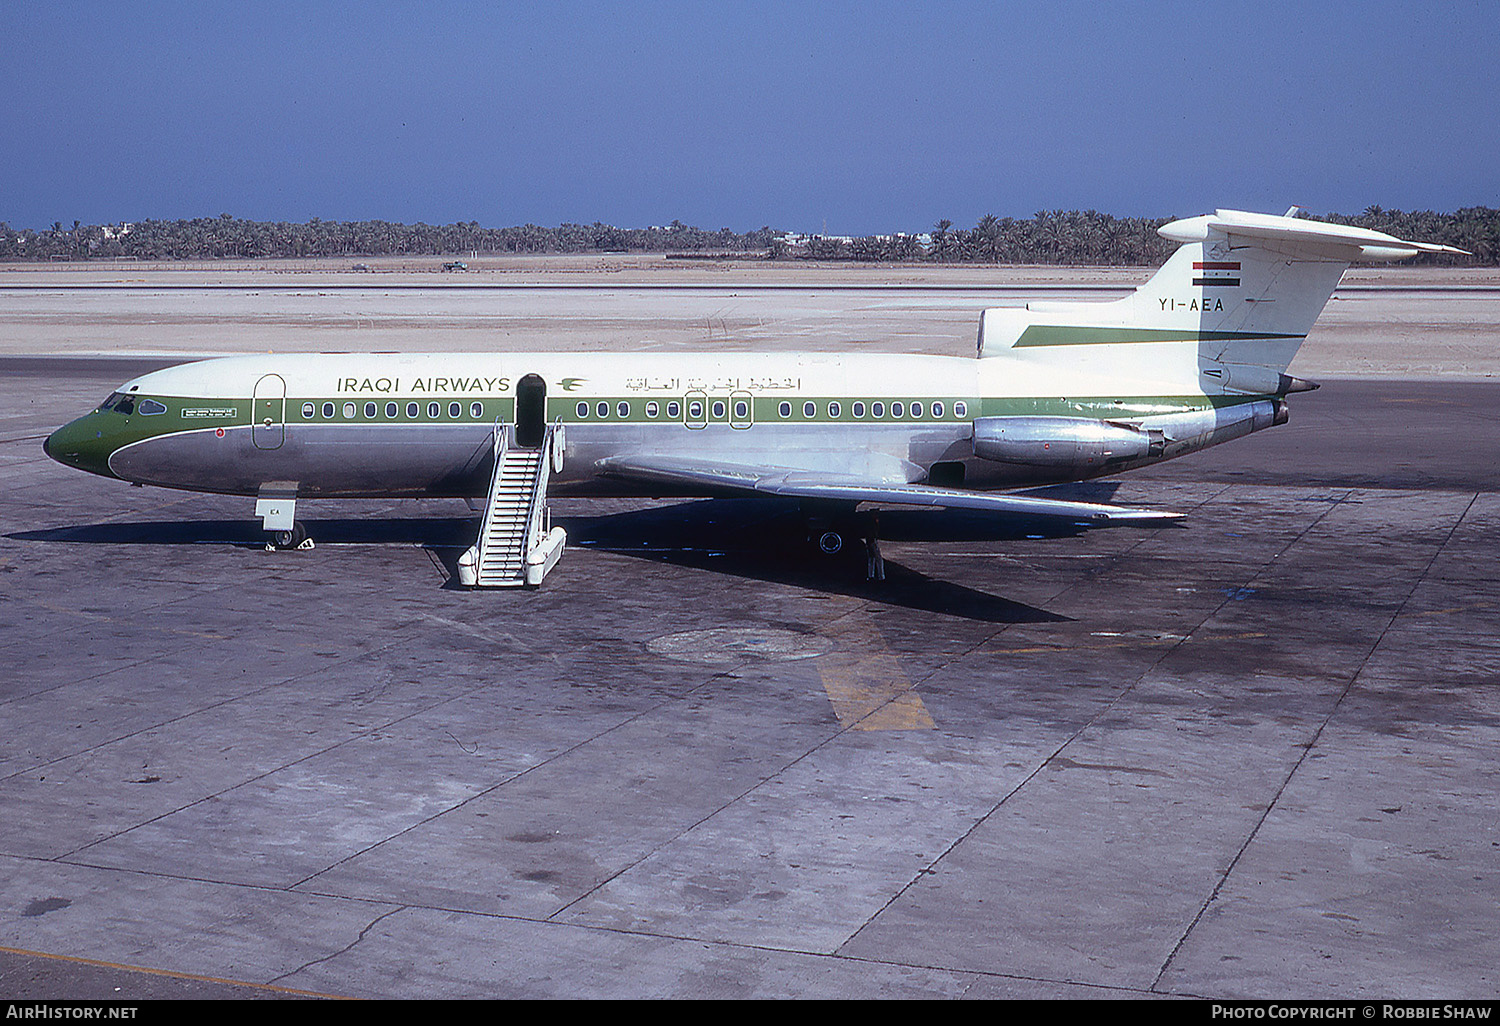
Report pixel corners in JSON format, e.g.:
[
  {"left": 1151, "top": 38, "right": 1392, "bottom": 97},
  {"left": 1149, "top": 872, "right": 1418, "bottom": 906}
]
[
  {"left": 257, "top": 484, "right": 313, "bottom": 550},
  {"left": 268, "top": 521, "right": 313, "bottom": 551}
]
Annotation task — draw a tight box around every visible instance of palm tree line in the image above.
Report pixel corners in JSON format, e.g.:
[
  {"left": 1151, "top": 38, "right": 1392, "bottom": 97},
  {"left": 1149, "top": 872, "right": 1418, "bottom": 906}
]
[{"left": 2, "top": 206, "right": 1493, "bottom": 264}]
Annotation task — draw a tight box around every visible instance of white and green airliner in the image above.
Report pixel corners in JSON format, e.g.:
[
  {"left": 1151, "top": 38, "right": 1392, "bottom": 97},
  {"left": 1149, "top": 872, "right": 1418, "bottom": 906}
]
[{"left": 44, "top": 208, "right": 1462, "bottom": 570}]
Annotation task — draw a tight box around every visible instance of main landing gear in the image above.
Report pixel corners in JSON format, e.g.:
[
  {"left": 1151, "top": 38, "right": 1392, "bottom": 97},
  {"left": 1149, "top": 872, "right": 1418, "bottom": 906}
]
[{"left": 805, "top": 507, "right": 885, "bottom": 582}]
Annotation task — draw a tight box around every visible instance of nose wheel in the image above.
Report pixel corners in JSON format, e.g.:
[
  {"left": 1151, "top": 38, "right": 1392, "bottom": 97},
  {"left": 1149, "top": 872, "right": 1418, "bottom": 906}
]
[{"left": 267, "top": 521, "right": 313, "bottom": 551}]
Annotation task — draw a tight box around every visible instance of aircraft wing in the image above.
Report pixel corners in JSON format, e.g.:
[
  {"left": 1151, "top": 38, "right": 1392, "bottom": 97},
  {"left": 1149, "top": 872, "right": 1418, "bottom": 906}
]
[{"left": 595, "top": 455, "right": 1181, "bottom": 524}]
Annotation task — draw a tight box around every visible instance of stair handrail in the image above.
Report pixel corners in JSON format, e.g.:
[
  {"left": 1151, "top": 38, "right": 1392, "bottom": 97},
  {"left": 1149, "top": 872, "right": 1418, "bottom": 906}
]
[
  {"left": 474, "top": 420, "right": 510, "bottom": 574},
  {"left": 519, "top": 424, "right": 555, "bottom": 566}
]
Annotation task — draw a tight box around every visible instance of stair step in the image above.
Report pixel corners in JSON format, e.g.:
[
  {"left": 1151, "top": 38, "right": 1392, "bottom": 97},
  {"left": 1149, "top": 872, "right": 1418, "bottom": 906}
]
[{"left": 469, "top": 425, "right": 563, "bottom": 587}]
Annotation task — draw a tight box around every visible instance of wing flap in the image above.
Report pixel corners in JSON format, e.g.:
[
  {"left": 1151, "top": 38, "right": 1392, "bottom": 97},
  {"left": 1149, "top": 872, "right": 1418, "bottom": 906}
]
[{"left": 596, "top": 455, "right": 1181, "bottom": 524}]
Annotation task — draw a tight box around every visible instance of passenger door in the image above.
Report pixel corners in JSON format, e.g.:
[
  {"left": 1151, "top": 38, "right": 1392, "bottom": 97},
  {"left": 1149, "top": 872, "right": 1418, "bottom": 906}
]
[{"left": 252, "top": 374, "right": 286, "bottom": 450}]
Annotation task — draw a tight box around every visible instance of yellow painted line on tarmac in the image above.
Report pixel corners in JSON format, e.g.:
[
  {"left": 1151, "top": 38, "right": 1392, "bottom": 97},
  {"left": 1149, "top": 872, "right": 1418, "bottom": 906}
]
[
  {"left": 27, "top": 598, "right": 112, "bottom": 623},
  {"left": 985, "top": 631, "right": 1267, "bottom": 656},
  {"left": 0, "top": 943, "right": 353, "bottom": 999},
  {"left": 815, "top": 611, "right": 934, "bottom": 731},
  {"left": 984, "top": 645, "right": 1078, "bottom": 655},
  {"left": 1412, "top": 601, "right": 1494, "bottom": 617}
]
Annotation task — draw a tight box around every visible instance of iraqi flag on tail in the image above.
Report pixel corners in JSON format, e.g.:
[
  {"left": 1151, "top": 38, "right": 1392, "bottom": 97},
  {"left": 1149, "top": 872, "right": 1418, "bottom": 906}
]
[{"left": 1193, "top": 261, "right": 1240, "bottom": 286}]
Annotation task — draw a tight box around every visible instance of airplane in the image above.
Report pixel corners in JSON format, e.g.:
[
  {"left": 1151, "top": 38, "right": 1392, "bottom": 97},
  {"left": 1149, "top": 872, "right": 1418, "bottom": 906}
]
[{"left": 43, "top": 208, "right": 1466, "bottom": 586}]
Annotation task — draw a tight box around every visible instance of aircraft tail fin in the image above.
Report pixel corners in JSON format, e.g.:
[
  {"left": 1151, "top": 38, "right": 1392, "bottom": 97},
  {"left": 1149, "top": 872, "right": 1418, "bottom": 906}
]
[{"left": 976, "top": 208, "right": 1467, "bottom": 396}]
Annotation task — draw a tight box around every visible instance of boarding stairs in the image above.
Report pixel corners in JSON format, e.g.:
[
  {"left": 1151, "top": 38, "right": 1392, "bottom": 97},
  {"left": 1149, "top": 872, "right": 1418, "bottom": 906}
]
[{"left": 459, "top": 422, "right": 567, "bottom": 588}]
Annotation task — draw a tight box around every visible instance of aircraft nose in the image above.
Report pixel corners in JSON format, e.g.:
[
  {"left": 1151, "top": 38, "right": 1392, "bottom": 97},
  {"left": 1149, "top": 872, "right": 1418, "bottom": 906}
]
[
  {"left": 44, "top": 416, "right": 118, "bottom": 477},
  {"left": 42, "top": 424, "right": 73, "bottom": 465}
]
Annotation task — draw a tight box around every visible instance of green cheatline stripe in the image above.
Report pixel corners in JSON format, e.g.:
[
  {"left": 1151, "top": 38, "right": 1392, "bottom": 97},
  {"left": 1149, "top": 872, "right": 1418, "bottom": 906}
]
[
  {"left": 63, "top": 391, "right": 1272, "bottom": 459},
  {"left": 1014, "top": 326, "right": 1305, "bottom": 347},
  {"left": 978, "top": 393, "right": 1266, "bottom": 419}
]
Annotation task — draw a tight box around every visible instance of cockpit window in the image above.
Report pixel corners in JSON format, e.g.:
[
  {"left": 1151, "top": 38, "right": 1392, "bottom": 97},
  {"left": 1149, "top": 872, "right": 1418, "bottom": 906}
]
[
  {"left": 138, "top": 399, "right": 167, "bottom": 416},
  {"left": 114, "top": 395, "right": 136, "bottom": 416},
  {"left": 99, "top": 392, "right": 123, "bottom": 411}
]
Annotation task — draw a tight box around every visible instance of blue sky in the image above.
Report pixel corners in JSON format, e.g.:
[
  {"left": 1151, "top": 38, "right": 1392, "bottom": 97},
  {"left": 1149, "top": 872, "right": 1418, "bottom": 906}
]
[{"left": 2, "top": 1, "right": 1495, "bottom": 233}]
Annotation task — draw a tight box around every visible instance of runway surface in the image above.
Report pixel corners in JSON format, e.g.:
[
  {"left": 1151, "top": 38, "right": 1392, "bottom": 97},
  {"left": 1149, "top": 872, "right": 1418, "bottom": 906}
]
[
  {"left": 4, "top": 265, "right": 1499, "bottom": 380},
  {"left": 4, "top": 281, "right": 1498, "bottom": 291},
  {"left": 2, "top": 352, "right": 1497, "bottom": 998}
]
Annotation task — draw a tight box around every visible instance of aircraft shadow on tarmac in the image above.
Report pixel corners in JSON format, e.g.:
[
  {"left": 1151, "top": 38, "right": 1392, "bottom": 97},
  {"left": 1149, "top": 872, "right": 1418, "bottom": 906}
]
[
  {"left": 559, "top": 498, "right": 1083, "bottom": 624},
  {"left": 9, "top": 517, "right": 475, "bottom": 548},
  {"left": 9, "top": 484, "right": 1151, "bottom": 623}
]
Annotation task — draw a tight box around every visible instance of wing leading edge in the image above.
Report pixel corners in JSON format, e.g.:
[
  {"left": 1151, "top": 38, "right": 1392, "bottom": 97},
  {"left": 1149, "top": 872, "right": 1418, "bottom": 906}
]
[{"left": 596, "top": 455, "right": 1181, "bottom": 524}]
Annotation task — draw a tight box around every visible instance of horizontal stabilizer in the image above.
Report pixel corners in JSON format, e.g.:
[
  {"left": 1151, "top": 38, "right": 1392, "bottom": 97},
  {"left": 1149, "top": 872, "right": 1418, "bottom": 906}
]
[
  {"left": 1160, "top": 208, "right": 1472, "bottom": 262},
  {"left": 598, "top": 455, "right": 1182, "bottom": 524}
]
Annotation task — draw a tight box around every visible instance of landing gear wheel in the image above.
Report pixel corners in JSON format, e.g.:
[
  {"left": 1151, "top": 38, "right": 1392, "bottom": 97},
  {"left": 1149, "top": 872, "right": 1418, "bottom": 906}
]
[
  {"left": 816, "top": 530, "right": 844, "bottom": 555},
  {"left": 269, "top": 521, "right": 311, "bottom": 550}
]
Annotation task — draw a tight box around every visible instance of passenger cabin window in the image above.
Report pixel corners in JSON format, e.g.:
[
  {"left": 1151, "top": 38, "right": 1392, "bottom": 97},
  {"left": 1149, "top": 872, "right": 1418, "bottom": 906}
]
[
  {"left": 471, "top": 402, "right": 483, "bottom": 418},
  {"left": 407, "top": 402, "right": 419, "bottom": 417},
  {"left": 323, "top": 402, "right": 335, "bottom": 418},
  {"left": 734, "top": 400, "right": 749, "bottom": 419},
  {"left": 667, "top": 401, "right": 681, "bottom": 418},
  {"left": 138, "top": 399, "right": 167, "bottom": 416},
  {"left": 617, "top": 401, "right": 629, "bottom": 418},
  {"left": 688, "top": 400, "right": 704, "bottom": 419},
  {"left": 911, "top": 402, "right": 922, "bottom": 417},
  {"left": 828, "top": 401, "right": 840, "bottom": 418},
  {"left": 448, "top": 402, "right": 461, "bottom": 418},
  {"left": 365, "top": 402, "right": 377, "bottom": 417},
  {"left": 344, "top": 402, "right": 356, "bottom": 418},
  {"left": 387, "top": 402, "right": 399, "bottom": 417},
  {"left": 646, "top": 401, "right": 659, "bottom": 418},
  {"left": 954, "top": 400, "right": 967, "bottom": 418},
  {"left": 576, "top": 401, "right": 589, "bottom": 418},
  {"left": 872, "top": 401, "right": 885, "bottom": 417},
  {"left": 853, "top": 401, "right": 865, "bottom": 418},
  {"left": 596, "top": 401, "right": 608, "bottom": 418},
  {"left": 779, "top": 401, "right": 791, "bottom": 418},
  {"left": 427, "top": 402, "right": 440, "bottom": 418},
  {"left": 891, "top": 401, "right": 903, "bottom": 417},
  {"left": 803, "top": 401, "right": 815, "bottom": 418},
  {"left": 712, "top": 400, "right": 725, "bottom": 419},
  {"left": 302, "top": 402, "right": 315, "bottom": 418}
]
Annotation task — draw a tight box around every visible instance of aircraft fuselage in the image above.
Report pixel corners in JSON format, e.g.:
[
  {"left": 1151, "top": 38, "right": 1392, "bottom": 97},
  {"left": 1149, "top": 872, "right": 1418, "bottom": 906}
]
[{"left": 44, "top": 350, "right": 1250, "bottom": 498}]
